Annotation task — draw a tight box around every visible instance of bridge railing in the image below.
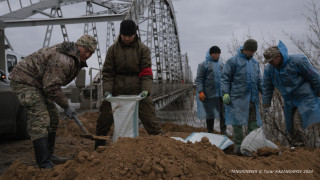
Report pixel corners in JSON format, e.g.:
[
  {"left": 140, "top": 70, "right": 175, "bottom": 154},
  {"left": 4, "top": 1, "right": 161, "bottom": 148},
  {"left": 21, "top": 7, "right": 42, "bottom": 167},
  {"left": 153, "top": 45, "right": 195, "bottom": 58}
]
[{"left": 151, "top": 82, "right": 194, "bottom": 111}]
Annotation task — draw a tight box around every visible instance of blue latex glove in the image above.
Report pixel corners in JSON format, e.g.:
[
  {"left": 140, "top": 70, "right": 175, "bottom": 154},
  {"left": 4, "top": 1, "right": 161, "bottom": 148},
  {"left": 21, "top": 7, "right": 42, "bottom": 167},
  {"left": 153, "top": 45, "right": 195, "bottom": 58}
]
[
  {"left": 223, "top": 94, "right": 230, "bottom": 105},
  {"left": 139, "top": 91, "right": 148, "bottom": 98},
  {"left": 64, "top": 106, "right": 77, "bottom": 119},
  {"left": 104, "top": 91, "right": 113, "bottom": 98}
]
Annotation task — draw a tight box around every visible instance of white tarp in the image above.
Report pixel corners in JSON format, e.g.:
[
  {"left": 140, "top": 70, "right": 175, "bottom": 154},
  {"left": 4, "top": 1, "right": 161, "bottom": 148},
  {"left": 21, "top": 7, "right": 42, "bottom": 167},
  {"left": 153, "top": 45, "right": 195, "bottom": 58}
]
[
  {"left": 171, "top": 132, "right": 234, "bottom": 150},
  {"left": 106, "top": 95, "right": 142, "bottom": 142},
  {"left": 240, "top": 127, "right": 279, "bottom": 156}
]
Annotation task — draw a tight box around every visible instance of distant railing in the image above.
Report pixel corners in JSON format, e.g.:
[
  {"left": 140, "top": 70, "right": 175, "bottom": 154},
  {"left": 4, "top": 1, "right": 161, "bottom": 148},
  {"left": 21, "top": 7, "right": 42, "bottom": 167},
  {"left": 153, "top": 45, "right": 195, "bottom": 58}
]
[{"left": 89, "top": 67, "right": 102, "bottom": 113}]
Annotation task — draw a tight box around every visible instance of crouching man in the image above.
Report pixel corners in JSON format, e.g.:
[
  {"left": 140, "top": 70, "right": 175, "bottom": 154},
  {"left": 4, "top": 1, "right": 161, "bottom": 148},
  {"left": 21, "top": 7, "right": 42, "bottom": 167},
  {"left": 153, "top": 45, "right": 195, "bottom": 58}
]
[{"left": 9, "top": 35, "right": 97, "bottom": 168}]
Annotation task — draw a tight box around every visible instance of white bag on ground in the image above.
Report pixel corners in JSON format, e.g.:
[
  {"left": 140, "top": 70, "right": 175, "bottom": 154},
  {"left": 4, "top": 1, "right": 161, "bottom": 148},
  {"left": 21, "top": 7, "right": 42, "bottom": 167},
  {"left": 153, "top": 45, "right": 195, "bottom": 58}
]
[
  {"left": 106, "top": 95, "right": 142, "bottom": 142},
  {"left": 240, "top": 127, "right": 279, "bottom": 156},
  {"left": 171, "top": 132, "right": 234, "bottom": 150}
]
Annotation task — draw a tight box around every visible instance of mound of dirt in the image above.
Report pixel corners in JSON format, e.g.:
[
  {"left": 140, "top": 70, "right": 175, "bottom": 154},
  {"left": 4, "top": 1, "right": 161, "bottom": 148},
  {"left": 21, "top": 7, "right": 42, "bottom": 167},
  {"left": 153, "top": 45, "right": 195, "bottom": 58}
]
[
  {"left": 1, "top": 112, "right": 319, "bottom": 180},
  {"left": 257, "top": 147, "right": 281, "bottom": 157}
]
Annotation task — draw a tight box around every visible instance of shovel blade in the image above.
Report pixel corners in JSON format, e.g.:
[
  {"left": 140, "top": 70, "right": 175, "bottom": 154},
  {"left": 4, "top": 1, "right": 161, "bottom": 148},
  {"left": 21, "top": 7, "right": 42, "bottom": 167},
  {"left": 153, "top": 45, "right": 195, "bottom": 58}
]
[
  {"left": 80, "top": 134, "right": 94, "bottom": 139},
  {"left": 80, "top": 134, "right": 109, "bottom": 141}
]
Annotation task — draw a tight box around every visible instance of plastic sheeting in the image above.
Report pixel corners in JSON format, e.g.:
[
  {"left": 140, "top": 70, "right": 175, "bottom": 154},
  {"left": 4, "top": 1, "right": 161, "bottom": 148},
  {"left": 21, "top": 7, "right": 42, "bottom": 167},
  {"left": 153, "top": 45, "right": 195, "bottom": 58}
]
[
  {"left": 171, "top": 132, "right": 234, "bottom": 150},
  {"left": 106, "top": 95, "right": 142, "bottom": 142},
  {"left": 241, "top": 127, "right": 279, "bottom": 156}
]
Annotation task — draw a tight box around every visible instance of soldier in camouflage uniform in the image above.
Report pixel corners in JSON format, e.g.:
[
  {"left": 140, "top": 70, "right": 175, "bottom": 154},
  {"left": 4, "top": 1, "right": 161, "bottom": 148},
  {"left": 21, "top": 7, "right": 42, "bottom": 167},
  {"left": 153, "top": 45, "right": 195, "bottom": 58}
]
[
  {"left": 94, "top": 20, "right": 162, "bottom": 149},
  {"left": 9, "top": 34, "right": 97, "bottom": 169}
]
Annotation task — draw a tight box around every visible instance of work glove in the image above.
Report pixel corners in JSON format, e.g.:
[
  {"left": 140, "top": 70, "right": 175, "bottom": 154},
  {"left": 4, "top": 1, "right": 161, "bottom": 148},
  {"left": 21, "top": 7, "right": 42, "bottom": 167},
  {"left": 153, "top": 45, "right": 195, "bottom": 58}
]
[
  {"left": 104, "top": 91, "right": 113, "bottom": 98},
  {"left": 139, "top": 91, "right": 148, "bottom": 98},
  {"left": 223, "top": 94, "right": 230, "bottom": 105},
  {"left": 64, "top": 106, "right": 77, "bottom": 119},
  {"left": 199, "top": 92, "right": 205, "bottom": 102}
]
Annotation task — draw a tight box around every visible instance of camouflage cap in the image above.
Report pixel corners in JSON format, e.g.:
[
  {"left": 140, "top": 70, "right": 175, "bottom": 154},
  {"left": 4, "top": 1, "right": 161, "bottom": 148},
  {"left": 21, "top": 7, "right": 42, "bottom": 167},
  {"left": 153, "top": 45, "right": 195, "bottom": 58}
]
[
  {"left": 263, "top": 46, "right": 280, "bottom": 64},
  {"left": 76, "top": 34, "right": 97, "bottom": 52}
]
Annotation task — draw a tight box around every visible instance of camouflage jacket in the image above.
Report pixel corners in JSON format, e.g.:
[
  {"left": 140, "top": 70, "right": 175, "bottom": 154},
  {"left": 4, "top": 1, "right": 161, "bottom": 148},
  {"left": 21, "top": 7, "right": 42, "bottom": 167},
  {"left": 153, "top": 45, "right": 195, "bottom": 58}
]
[
  {"left": 102, "top": 35, "right": 152, "bottom": 95},
  {"left": 9, "top": 42, "right": 87, "bottom": 109}
]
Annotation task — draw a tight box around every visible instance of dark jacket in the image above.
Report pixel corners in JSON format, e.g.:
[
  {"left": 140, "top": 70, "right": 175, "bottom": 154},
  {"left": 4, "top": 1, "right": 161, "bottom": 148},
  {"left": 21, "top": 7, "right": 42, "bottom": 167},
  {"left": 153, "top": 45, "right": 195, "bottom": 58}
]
[{"left": 102, "top": 35, "right": 152, "bottom": 95}]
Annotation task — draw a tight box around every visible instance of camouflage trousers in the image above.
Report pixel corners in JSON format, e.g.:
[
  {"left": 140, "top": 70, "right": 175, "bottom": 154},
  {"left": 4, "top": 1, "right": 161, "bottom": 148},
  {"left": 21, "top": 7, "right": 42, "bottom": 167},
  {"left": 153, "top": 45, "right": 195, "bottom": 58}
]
[
  {"left": 10, "top": 81, "right": 60, "bottom": 140},
  {"left": 96, "top": 96, "right": 162, "bottom": 136}
]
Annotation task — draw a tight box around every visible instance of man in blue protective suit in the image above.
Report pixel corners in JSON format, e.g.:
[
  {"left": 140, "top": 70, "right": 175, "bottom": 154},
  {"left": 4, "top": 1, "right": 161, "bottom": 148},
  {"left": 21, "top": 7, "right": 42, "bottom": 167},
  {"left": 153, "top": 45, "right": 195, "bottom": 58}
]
[
  {"left": 195, "top": 46, "right": 226, "bottom": 134},
  {"left": 221, "top": 39, "right": 263, "bottom": 155},
  {"left": 262, "top": 40, "right": 320, "bottom": 147}
]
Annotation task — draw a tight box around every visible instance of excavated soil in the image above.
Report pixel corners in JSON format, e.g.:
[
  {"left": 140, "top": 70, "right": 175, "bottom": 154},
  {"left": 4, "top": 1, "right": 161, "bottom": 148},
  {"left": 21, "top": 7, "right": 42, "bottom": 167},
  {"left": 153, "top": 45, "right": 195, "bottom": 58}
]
[{"left": 0, "top": 112, "right": 319, "bottom": 180}]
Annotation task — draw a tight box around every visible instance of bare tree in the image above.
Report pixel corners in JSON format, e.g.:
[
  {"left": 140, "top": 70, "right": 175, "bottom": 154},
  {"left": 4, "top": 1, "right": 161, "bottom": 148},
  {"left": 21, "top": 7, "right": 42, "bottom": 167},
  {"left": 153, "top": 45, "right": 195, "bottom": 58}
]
[{"left": 286, "top": 0, "right": 320, "bottom": 70}]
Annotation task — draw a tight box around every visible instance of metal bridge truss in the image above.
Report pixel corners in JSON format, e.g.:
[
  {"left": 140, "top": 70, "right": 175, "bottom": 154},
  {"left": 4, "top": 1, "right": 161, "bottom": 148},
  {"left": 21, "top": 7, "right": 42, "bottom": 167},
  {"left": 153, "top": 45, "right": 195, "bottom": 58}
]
[{"left": 0, "top": 0, "right": 193, "bottom": 111}]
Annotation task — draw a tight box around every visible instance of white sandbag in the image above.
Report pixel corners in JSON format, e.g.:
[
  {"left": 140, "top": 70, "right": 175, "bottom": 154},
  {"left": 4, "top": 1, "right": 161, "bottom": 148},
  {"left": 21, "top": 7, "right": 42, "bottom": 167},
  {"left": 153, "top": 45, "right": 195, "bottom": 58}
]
[
  {"left": 106, "top": 95, "right": 142, "bottom": 142},
  {"left": 176, "top": 132, "right": 233, "bottom": 150},
  {"left": 240, "top": 127, "right": 279, "bottom": 156},
  {"left": 170, "top": 137, "right": 187, "bottom": 143}
]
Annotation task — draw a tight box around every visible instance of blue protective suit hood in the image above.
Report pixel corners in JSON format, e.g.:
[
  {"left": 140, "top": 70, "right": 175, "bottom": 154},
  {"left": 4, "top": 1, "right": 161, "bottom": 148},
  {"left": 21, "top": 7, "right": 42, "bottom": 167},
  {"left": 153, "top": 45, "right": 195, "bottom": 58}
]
[
  {"left": 277, "top": 40, "right": 289, "bottom": 67},
  {"left": 236, "top": 46, "right": 254, "bottom": 60},
  {"left": 205, "top": 49, "right": 219, "bottom": 62}
]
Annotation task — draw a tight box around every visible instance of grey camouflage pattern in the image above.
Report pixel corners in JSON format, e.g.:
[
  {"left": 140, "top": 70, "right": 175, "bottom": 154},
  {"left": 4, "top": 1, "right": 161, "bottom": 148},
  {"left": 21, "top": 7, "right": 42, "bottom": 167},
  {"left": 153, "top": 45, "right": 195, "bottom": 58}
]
[
  {"left": 263, "top": 46, "right": 280, "bottom": 64},
  {"left": 9, "top": 42, "right": 86, "bottom": 109},
  {"left": 76, "top": 34, "right": 97, "bottom": 52},
  {"left": 10, "top": 81, "right": 60, "bottom": 140}
]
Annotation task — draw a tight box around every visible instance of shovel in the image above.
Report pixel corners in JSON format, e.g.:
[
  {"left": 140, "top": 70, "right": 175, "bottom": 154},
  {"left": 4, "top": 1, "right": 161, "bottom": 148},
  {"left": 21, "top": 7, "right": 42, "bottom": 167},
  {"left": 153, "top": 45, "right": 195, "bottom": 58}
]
[{"left": 71, "top": 114, "right": 109, "bottom": 141}]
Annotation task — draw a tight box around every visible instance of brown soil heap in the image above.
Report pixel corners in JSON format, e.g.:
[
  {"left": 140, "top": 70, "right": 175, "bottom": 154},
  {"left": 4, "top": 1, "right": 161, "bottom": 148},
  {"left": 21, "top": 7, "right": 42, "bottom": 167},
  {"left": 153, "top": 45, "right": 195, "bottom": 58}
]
[{"left": 0, "top": 112, "right": 319, "bottom": 180}]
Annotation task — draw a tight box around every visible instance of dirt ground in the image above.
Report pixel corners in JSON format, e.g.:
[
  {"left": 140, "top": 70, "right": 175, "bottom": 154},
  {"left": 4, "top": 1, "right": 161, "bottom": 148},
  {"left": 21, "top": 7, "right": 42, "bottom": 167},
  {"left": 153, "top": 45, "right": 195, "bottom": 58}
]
[{"left": 0, "top": 112, "right": 319, "bottom": 180}]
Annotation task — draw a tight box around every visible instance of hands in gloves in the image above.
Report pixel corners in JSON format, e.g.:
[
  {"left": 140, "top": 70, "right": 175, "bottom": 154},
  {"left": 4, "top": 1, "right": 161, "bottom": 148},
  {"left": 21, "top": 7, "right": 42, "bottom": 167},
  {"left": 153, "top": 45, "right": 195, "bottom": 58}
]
[
  {"left": 104, "top": 91, "right": 113, "bottom": 98},
  {"left": 223, "top": 94, "right": 230, "bottom": 105},
  {"left": 199, "top": 92, "right": 205, "bottom": 102},
  {"left": 64, "top": 106, "right": 77, "bottom": 119},
  {"left": 139, "top": 91, "right": 148, "bottom": 98}
]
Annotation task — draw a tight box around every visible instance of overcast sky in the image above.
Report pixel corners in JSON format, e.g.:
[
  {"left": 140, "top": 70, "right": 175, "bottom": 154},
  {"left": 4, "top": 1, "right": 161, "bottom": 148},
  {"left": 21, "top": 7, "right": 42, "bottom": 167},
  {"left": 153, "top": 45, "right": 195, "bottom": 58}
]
[
  {"left": 1, "top": 0, "right": 312, "bottom": 81},
  {"left": 172, "top": 0, "right": 310, "bottom": 78}
]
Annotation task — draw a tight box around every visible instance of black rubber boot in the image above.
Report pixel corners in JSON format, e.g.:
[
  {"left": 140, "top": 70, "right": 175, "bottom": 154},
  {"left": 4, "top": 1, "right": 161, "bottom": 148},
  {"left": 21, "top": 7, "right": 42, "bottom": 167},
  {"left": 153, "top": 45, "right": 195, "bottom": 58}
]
[
  {"left": 33, "top": 137, "right": 55, "bottom": 169},
  {"left": 220, "top": 126, "right": 227, "bottom": 136},
  {"left": 206, "top": 119, "right": 214, "bottom": 133},
  {"left": 94, "top": 139, "right": 106, "bottom": 150},
  {"left": 233, "top": 145, "right": 242, "bottom": 156},
  {"left": 48, "top": 132, "right": 68, "bottom": 164}
]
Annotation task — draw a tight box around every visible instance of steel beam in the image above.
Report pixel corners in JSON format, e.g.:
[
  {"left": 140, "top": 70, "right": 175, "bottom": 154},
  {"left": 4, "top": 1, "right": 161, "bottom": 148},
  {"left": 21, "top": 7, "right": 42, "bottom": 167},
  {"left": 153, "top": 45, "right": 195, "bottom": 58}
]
[
  {"left": 3, "top": 14, "right": 125, "bottom": 28},
  {"left": 0, "top": 20, "right": 5, "bottom": 73}
]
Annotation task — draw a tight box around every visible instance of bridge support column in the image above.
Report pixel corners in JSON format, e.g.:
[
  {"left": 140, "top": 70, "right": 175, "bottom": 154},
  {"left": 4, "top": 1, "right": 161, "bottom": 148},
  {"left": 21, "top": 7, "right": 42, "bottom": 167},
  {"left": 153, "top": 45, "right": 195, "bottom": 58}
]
[{"left": 0, "top": 20, "right": 5, "bottom": 73}]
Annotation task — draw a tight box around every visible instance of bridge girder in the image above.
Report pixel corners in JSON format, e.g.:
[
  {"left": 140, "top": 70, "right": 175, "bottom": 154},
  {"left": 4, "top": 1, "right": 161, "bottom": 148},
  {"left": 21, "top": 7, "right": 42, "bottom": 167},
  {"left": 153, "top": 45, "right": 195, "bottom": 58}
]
[{"left": 0, "top": 0, "right": 193, "bottom": 107}]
